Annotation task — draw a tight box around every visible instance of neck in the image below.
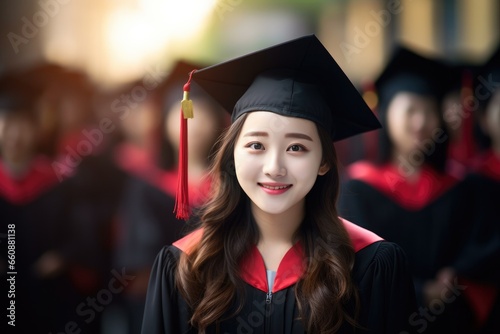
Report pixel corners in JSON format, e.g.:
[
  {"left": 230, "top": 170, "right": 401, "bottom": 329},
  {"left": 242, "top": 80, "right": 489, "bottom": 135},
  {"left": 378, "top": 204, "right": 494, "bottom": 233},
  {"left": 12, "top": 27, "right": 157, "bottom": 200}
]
[
  {"left": 2, "top": 157, "right": 33, "bottom": 179},
  {"left": 391, "top": 149, "right": 422, "bottom": 179},
  {"left": 252, "top": 201, "right": 304, "bottom": 247}
]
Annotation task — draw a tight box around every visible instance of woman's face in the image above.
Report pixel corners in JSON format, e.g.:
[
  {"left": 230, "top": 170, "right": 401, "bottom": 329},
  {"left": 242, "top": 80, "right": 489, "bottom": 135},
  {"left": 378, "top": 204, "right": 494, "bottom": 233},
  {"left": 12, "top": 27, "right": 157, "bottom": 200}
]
[
  {"left": 1, "top": 115, "right": 37, "bottom": 164},
  {"left": 122, "top": 99, "right": 157, "bottom": 144},
  {"left": 386, "top": 92, "right": 441, "bottom": 156},
  {"left": 233, "top": 111, "right": 328, "bottom": 216}
]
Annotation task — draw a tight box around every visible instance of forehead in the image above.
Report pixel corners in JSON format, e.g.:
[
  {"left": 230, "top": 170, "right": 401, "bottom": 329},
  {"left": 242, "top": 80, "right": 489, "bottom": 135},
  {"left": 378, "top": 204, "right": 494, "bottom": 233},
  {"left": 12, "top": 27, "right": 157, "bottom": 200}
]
[
  {"left": 390, "top": 92, "right": 438, "bottom": 105},
  {"left": 240, "top": 111, "right": 319, "bottom": 135}
]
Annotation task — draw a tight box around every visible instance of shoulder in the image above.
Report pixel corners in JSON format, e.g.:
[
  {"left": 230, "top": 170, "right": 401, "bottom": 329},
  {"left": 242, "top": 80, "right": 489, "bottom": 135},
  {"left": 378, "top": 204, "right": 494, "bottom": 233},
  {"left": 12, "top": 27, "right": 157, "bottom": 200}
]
[
  {"left": 352, "top": 241, "right": 410, "bottom": 281},
  {"left": 152, "top": 245, "right": 183, "bottom": 271},
  {"left": 340, "top": 217, "right": 383, "bottom": 252}
]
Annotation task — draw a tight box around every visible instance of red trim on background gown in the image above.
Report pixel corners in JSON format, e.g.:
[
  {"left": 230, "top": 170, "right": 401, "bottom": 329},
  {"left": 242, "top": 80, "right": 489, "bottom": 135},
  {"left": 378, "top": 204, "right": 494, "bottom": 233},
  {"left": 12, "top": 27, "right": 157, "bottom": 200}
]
[
  {"left": 347, "top": 161, "right": 458, "bottom": 211},
  {"left": 0, "top": 156, "right": 59, "bottom": 204}
]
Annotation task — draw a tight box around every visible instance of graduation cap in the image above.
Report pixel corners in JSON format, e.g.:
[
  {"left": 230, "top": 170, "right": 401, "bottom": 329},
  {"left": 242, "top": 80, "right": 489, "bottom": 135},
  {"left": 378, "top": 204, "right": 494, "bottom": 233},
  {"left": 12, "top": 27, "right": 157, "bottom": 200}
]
[
  {"left": 174, "top": 34, "right": 381, "bottom": 219},
  {"left": 374, "top": 46, "right": 450, "bottom": 108},
  {"left": 156, "top": 60, "right": 210, "bottom": 108},
  {"left": 191, "top": 34, "right": 380, "bottom": 141}
]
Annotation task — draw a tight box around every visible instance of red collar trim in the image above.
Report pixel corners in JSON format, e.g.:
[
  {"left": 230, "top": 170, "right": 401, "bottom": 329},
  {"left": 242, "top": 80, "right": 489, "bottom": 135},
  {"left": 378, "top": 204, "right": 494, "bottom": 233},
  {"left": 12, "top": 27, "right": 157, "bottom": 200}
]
[
  {"left": 0, "top": 157, "right": 59, "bottom": 204},
  {"left": 173, "top": 219, "right": 382, "bottom": 293},
  {"left": 172, "top": 228, "right": 204, "bottom": 253},
  {"left": 240, "top": 242, "right": 305, "bottom": 293},
  {"left": 341, "top": 217, "right": 383, "bottom": 252},
  {"left": 347, "top": 161, "right": 459, "bottom": 210}
]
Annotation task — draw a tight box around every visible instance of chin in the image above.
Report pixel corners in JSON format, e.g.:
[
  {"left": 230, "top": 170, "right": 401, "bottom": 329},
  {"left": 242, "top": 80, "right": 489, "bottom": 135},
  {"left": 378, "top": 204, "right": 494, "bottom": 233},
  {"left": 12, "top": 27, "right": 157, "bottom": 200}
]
[{"left": 252, "top": 201, "right": 290, "bottom": 216}]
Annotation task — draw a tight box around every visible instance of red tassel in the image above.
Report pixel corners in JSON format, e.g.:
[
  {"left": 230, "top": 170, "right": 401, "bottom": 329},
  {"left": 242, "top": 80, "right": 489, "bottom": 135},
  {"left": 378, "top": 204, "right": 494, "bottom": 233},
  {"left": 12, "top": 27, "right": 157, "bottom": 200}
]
[{"left": 174, "top": 70, "right": 196, "bottom": 220}]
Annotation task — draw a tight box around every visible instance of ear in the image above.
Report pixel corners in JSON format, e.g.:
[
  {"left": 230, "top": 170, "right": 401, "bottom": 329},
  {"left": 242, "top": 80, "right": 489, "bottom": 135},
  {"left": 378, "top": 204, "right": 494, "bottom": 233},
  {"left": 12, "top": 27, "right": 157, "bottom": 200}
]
[{"left": 318, "top": 162, "right": 330, "bottom": 176}]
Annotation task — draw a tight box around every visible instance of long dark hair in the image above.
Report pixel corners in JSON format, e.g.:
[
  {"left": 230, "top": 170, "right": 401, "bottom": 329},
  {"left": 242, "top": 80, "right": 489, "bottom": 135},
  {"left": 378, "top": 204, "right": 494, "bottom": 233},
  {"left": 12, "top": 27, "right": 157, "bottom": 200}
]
[{"left": 176, "top": 113, "right": 358, "bottom": 333}]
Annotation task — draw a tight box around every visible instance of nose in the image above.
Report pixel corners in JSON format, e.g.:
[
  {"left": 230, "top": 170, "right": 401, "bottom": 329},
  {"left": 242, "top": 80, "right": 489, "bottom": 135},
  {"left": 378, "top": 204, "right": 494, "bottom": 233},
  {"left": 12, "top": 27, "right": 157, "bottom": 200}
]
[{"left": 263, "top": 150, "right": 286, "bottom": 178}]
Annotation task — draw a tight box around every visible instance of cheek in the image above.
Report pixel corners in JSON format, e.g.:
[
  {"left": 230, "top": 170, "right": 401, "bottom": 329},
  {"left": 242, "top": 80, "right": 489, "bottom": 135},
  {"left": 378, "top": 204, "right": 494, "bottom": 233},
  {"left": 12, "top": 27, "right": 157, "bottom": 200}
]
[
  {"left": 387, "top": 109, "right": 408, "bottom": 141},
  {"left": 165, "top": 113, "right": 180, "bottom": 146},
  {"left": 424, "top": 113, "right": 441, "bottom": 132},
  {"left": 233, "top": 150, "right": 255, "bottom": 179},
  {"left": 290, "top": 156, "right": 322, "bottom": 182}
]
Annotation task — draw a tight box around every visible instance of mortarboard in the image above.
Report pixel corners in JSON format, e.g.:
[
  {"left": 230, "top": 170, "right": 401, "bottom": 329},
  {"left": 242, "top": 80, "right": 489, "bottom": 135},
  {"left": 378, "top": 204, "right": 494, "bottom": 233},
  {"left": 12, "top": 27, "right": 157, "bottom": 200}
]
[
  {"left": 190, "top": 34, "right": 380, "bottom": 142},
  {"left": 374, "top": 46, "right": 450, "bottom": 108},
  {"left": 174, "top": 34, "right": 381, "bottom": 219},
  {"left": 157, "top": 60, "right": 208, "bottom": 106}
]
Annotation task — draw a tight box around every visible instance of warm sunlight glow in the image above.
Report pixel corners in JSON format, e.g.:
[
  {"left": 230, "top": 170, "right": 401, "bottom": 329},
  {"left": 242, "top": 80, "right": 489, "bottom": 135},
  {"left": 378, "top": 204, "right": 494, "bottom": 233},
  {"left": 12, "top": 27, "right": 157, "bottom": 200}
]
[{"left": 104, "top": 0, "right": 217, "bottom": 84}]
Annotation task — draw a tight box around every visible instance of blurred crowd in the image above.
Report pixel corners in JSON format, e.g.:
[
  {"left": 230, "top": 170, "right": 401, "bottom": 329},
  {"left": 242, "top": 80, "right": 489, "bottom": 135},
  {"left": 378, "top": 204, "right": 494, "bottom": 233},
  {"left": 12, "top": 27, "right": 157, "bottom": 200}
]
[{"left": 0, "top": 39, "right": 499, "bottom": 334}]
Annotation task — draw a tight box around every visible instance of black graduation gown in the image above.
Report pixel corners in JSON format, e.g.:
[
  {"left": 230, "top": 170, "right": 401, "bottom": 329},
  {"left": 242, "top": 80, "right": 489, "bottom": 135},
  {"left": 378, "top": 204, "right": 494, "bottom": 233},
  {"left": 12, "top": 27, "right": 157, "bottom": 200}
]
[
  {"left": 141, "top": 219, "right": 418, "bottom": 334},
  {"left": 53, "top": 151, "right": 127, "bottom": 334},
  {"left": 113, "top": 176, "right": 187, "bottom": 272},
  {"left": 111, "top": 145, "right": 187, "bottom": 333},
  {"left": 453, "top": 151, "right": 500, "bottom": 333},
  {"left": 338, "top": 161, "right": 474, "bottom": 333},
  {"left": 0, "top": 157, "right": 68, "bottom": 333},
  {"left": 112, "top": 142, "right": 209, "bottom": 274}
]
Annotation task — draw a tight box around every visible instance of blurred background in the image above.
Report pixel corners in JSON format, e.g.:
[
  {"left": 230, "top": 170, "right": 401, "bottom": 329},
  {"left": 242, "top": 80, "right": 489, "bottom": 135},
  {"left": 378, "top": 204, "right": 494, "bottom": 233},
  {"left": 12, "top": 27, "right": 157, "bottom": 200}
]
[
  {"left": 1, "top": 1, "right": 499, "bottom": 334},
  {"left": 1, "top": 0, "right": 499, "bottom": 88}
]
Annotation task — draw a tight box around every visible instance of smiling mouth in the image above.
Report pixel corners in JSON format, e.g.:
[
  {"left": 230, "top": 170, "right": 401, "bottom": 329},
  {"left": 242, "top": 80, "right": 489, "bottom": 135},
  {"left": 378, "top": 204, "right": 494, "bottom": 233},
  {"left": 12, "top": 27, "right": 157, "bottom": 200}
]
[{"left": 258, "top": 183, "right": 292, "bottom": 190}]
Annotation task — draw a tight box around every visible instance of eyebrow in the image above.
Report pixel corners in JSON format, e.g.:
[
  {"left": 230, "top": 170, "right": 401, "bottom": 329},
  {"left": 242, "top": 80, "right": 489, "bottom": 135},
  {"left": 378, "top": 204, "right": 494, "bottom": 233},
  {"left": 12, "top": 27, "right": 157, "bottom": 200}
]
[
  {"left": 243, "top": 131, "right": 313, "bottom": 141},
  {"left": 243, "top": 131, "right": 268, "bottom": 138},
  {"left": 285, "top": 133, "right": 313, "bottom": 141}
]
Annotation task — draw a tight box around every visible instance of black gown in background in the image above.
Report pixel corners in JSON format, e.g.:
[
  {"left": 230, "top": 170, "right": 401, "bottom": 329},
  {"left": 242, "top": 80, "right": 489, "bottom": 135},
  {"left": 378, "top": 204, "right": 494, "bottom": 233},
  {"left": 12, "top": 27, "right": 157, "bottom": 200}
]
[
  {"left": 0, "top": 156, "right": 69, "bottom": 333},
  {"left": 141, "top": 219, "right": 418, "bottom": 334},
  {"left": 453, "top": 151, "right": 500, "bottom": 333},
  {"left": 339, "top": 161, "right": 474, "bottom": 333},
  {"left": 110, "top": 144, "right": 187, "bottom": 333}
]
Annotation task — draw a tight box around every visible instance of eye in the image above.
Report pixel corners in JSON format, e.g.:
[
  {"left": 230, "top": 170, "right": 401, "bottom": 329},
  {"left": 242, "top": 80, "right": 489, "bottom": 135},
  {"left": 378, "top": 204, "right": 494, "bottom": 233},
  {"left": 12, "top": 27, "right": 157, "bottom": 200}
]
[
  {"left": 287, "top": 144, "right": 306, "bottom": 152},
  {"left": 246, "top": 142, "right": 264, "bottom": 150}
]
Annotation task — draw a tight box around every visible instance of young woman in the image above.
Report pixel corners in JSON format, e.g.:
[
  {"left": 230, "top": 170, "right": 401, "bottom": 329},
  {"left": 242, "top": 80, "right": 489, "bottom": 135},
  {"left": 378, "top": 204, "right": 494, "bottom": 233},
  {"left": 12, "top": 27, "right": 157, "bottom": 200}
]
[
  {"left": 141, "top": 35, "right": 417, "bottom": 333},
  {"left": 0, "top": 82, "right": 70, "bottom": 333},
  {"left": 339, "top": 46, "right": 475, "bottom": 333}
]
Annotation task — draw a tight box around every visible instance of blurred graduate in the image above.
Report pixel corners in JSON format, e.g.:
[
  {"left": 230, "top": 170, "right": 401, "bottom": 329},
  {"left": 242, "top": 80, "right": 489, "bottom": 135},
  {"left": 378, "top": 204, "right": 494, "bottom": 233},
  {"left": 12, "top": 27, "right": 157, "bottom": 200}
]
[
  {"left": 339, "top": 46, "right": 476, "bottom": 333},
  {"left": 0, "top": 75, "right": 69, "bottom": 332},
  {"left": 453, "top": 44, "right": 500, "bottom": 334},
  {"left": 110, "top": 60, "right": 226, "bottom": 333}
]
